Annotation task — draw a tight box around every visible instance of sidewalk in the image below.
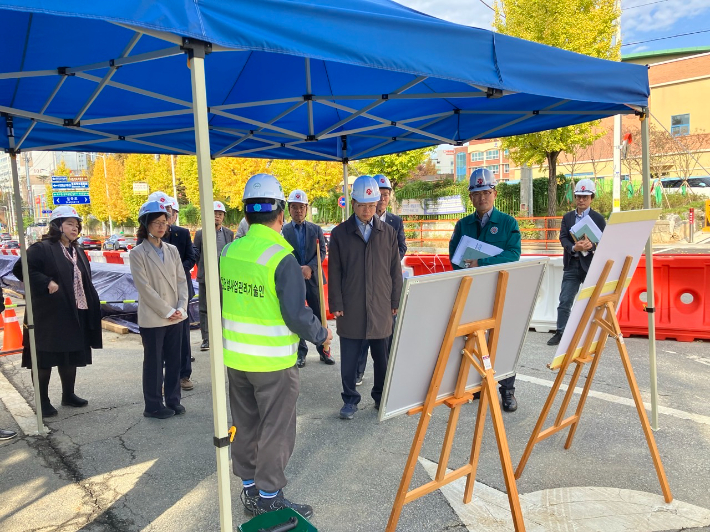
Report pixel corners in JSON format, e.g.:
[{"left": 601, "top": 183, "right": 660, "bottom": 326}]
[{"left": 1, "top": 326, "right": 710, "bottom": 531}]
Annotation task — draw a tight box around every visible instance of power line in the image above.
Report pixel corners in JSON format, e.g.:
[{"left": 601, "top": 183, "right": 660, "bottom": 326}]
[
  {"left": 624, "top": 0, "right": 672, "bottom": 10},
  {"left": 622, "top": 28, "right": 710, "bottom": 46},
  {"left": 477, "top": 0, "right": 496, "bottom": 12}
]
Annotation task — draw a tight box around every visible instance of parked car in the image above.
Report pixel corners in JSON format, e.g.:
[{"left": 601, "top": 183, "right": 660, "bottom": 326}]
[
  {"left": 0, "top": 232, "right": 12, "bottom": 241},
  {"left": 0, "top": 240, "right": 20, "bottom": 249},
  {"left": 77, "top": 236, "right": 102, "bottom": 250},
  {"left": 661, "top": 176, "right": 710, "bottom": 197},
  {"left": 103, "top": 234, "right": 137, "bottom": 251}
]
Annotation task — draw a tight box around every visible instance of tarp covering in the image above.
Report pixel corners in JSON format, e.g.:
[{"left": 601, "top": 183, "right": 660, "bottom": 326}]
[
  {"left": 0, "top": 0, "right": 649, "bottom": 161},
  {"left": 0, "top": 257, "right": 199, "bottom": 333}
]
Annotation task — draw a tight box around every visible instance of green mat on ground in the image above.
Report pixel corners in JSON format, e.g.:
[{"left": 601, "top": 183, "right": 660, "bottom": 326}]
[{"left": 239, "top": 508, "right": 317, "bottom": 532}]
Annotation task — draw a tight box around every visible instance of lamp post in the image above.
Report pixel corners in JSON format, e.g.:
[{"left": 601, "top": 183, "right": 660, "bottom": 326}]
[{"left": 95, "top": 154, "right": 113, "bottom": 234}]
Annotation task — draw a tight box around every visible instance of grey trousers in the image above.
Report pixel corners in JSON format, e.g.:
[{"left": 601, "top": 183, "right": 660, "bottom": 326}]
[{"left": 227, "top": 365, "right": 299, "bottom": 493}]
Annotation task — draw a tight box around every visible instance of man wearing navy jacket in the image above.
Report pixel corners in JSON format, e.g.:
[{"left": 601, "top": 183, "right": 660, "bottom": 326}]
[
  {"left": 281, "top": 189, "right": 335, "bottom": 368},
  {"left": 547, "top": 179, "right": 606, "bottom": 346},
  {"left": 355, "top": 174, "right": 406, "bottom": 386}
]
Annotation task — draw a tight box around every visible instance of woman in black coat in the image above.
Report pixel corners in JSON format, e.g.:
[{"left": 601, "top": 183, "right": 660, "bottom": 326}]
[{"left": 13, "top": 206, "right": 102, "bottom": 417}]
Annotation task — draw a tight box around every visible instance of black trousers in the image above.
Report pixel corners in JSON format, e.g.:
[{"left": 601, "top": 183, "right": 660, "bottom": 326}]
[
  {"left": 298, "top": 280, "right": 325, "bottom": 360},
  {"left": 179, "top": 318, "right": 192, "bottom": 379},
  {"left": 140, "top": 323, "right": 182, "bottom": 412},
  {"left": 357, "top": 314, "right": 395, "bottom": 377},
  {"left": 340, "top": 337, "right": 388, "bottom": 406}
]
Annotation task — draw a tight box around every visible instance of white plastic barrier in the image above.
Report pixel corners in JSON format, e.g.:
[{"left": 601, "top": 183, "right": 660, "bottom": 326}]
[
  {"left": 120, "top": 252, "right": 130, "bottom": 266},
  {"left": 522, "top": 255, "right": 564, "bottom": 333},
  {"left": 87, "top": 250, "right": 107, "bottom": 263}
]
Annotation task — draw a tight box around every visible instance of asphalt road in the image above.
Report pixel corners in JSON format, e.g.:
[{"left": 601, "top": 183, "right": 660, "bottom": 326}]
[{"left": 1, "top": 322, "right": 709, "bottom": 531}]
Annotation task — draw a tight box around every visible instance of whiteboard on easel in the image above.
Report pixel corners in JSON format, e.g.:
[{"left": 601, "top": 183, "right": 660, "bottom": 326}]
[
  {"left": 380, "top": 259, "right": 548, "bottom": 421},
  {"left": 550, "top": 209, "right": 661, "bottom": 369}
]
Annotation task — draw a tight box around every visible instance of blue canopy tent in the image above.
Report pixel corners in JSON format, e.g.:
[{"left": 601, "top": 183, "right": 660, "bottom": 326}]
[{"left": 0, "top": 1, "right": 659, "bottom": 529}]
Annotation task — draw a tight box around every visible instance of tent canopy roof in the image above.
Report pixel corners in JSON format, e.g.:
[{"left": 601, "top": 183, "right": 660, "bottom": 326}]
[{"left": 0, "top": 0, "right": 649, "bottom": 160}]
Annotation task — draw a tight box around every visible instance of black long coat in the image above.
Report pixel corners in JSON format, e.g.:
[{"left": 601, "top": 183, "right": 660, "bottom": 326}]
[{"left": 13, "top": 239, "right": 103, "bottom": 354}]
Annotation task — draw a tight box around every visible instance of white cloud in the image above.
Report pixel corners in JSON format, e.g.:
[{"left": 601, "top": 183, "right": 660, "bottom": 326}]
[
  {"left": 622, "top": 0, "right": 710, "bottom": 38},
  {"left": 396, "top": 0, "right": 494, "bottom": 30}
]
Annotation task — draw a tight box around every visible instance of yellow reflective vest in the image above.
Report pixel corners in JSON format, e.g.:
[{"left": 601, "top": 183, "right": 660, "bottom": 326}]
[{"left": 220, "top": 223, "right": 299, "bottom": 372}]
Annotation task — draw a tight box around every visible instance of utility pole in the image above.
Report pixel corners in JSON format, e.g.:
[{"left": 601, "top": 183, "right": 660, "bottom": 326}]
[
  {"left": 612, "top": 0, "right": 622, "bottom": 212},
  {"left": 101, "top": 155, "right": 114, "bottom": 234},
  {"left": 171, "top": 155, "right": 179, "bottom": 225},
  {"left": 24, "top": 151, "right": 34, "bottom": 220}
]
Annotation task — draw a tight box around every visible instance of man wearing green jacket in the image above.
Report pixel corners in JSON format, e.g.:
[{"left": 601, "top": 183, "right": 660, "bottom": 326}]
[{"left": 448, "top": 168, "right": 521, "bottom": 411}]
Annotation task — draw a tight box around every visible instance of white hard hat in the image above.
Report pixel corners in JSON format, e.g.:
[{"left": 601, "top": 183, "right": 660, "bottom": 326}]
[
  {"left": 214, "top": 201, "right": 227, "bottom": 213},
  {"left": 351, "top": 175, "right": 381, "bottom": 203},
  {"left": 374, "top": 174, "right": 392, "bottom": 190},
  {"left": 243, "top": 173, "right": 285, "bottom": 202},
  {"left": 147, "top": 191, "right": 173, "bottom": 208},
  {"left": 468, "top": 168, "right": 497, "bottom": 192},
  {"left": 574, "top": 179, "right": 596, "bottom": 195},
  {"left": 138, "top": 200, "right": 169, "bottom": 225},
  {"left": 50, "top": 206, "right": 80, "bottom": 222},
  {"left": 288, "top": 189, "right": 308, "bottom": 204},
  {"left": 170, "top": 197, "right": 179, "bottom": 211}
]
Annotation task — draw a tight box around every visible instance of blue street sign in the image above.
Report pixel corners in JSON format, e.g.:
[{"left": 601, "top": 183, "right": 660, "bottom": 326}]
[
  {"left": 51, "top": 181, "right": 89, "bottom": 190},
  {"left": 53, "top": 195, "right": 90, "bottom": 205},
  {"left": 51, "top": 176, "right": 70, "bottom": 183},
  {"left": 42, "top": 209, "right": 52, "bottom": 214},
  {"left": 338, "top": 195, "right": 346, "bottom": 208}
]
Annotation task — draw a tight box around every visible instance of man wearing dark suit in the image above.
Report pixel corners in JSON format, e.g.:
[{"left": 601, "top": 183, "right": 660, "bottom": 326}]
[
  {"left": 282, "top": 190, "right": 335, "bottom": 368},
  {"left": 356, "top": 174, "right": 406, "bottom": 385},
  {"left": 141, "top": 192, "right": 197, "bottom": 390},
  {"left": 193, "top": 200, "right": 235, "bottom": 351},
  {"left": 548, "top": 179, "right": 607, "bottom": 346}
]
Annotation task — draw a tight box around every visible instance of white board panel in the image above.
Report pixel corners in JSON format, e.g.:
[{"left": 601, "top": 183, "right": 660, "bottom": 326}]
[{"left": 379, "top": 259, "right": 547, "bottom": 421}]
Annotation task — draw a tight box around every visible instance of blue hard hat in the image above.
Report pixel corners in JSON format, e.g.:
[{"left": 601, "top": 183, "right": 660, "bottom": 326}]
[
  {"left": 468, "top": 168, "right": 497, "bottom": 192},
  {"left": 138, "top": 200, "right": 169, "bottom": 225}
]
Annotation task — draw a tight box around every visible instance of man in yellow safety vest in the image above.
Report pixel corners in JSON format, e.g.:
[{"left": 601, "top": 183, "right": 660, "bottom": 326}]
[{"left": 220, "top": 173, "right": 332, "bottom": 520}]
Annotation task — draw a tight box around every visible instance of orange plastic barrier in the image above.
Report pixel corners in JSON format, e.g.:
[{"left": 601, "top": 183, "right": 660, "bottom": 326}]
[
  {"left": 103, "top": 251, "right": 124, "bottom": 264},
  {"left": 618, "top": 254, "right": 710, "bottom": 342},
  {"left": 322, "top": 257, "right": 334, "bottom": 320},
  {"left": 402, "top": 254, "right": 452, "bottom": 276}
]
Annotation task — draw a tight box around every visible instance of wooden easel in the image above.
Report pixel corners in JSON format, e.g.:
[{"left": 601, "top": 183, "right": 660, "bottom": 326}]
[
  {"left": 514, "top": 257, "right": 672, "bottom": 504},
  {"left": 386, "top": 271, "right": 526, "bottom": 532}
]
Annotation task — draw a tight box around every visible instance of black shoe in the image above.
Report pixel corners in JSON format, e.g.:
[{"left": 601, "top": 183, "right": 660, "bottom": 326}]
[
  {"left": 41, "top": 401, "right": 58, "bottom": 418},
  {"left": 191, "top": 356, "right": 196, "bottom": 362},
  {"left": 0, "top": 429, "right": 17, "bottom": 441},
  {"left": 339, "top": 403, "right": 357, "bottom": 420},
  {"left": 240, "top": 486, "right": 259, "bottom": 515},
  {"left": 61, "top": 393, "right": 88, "bottom": 407},
  {"left": 501, "top": 391, "right": 518, "bottom": 412},
  {"left": 143, "top": 407, "right": 175, "bottom": 419},
  {"left": 296, "top": 356, "right": 306, "bottom": 368},
  {"left": 472, "top": 391, "right": 481, "bottom": 400},
  {"left": 320, "top": 350, "right": 335, "bottom": 365},
  {"left": 255, "top": 490, "right": 314, "bottom": 519},
  {"left": 374, "top": 402, "right": 380, "bottom": 411},
  {"left": 167, "top": 404, "right": 186, "bottom": 415},
  {"left": 355, "top": 374, "right": 364, "bottom": 386},
  {"left": 200, "top": 340, "right": 209, "bottom": 351},
  {"left": 547, "top": 331, "right": 562, "bottom": 346}
]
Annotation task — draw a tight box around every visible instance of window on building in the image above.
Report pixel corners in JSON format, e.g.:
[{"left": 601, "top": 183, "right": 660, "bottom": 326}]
[
  {"left": 470, "top": 151, "right": 484, "bottom": 162},
  {"left": 671, "top": 114, "right": 690, "bottom": 136},
  {"left": 485, "top": 164, "right": 499, "bottom": 175},
  {"left": 503, "top": 149, "right": 509, "bottom": 157},
  {"left": 485, "top": 149, "right": 500, "bottom": 160},
  {"left": 456, "top": 152, "right": 467, "bottom": 180},
  {"left": 504, "top": 164, "right": 509, "bottom": 174}
]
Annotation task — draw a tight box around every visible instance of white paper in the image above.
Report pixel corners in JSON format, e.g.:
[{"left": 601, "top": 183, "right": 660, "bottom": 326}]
[
  {"left": 570, "top": 216, "right": 603, "bottom": 244},
  {"left": 451, "top": 235, "right": 503, "bottom": 268}
]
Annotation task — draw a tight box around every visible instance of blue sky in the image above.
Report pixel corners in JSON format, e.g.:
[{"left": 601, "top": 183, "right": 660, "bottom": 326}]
[{"left": 398, "top": 0, "right": 710, "bottom": 56}]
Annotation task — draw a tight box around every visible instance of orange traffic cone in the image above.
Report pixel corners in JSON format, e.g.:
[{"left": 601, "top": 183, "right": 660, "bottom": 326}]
[{"left": 2, "top": 296, "right": 23, "bottom": 352}]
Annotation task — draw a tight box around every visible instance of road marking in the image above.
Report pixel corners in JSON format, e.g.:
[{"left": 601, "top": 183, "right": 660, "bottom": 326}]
[
  {"left": 0, "top": 368, "right": 47, "bottom": 436},
  {"left": 517, "top": 373, "right": 710, "bottom": 427},
  {"left": 420, "top": 457, "right": 710, "bottom": 532}
]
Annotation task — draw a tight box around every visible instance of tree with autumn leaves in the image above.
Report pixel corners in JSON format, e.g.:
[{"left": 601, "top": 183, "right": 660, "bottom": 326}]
[{"left": 493, "top": 0, "right": 620, "bottom": 216}]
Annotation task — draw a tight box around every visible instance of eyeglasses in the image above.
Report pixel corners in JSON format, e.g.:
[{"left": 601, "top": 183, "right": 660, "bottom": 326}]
[
  {"left": 354, "top": 203, "right": 377, "bottom": 210},
  {"left": 150, "top": 221, "right": 168, "bottom": 228},
  {"left": 575, "top": 195, "right": 591, "bottom": 200},
  {"left": 470, "top": 190, "right": 494, "bottom": 198}
]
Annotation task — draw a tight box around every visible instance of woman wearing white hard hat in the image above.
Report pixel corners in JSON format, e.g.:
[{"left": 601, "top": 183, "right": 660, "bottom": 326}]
[
  {"left": 12, "top": 205, "right": 102, "bottom": 417},
  {"left": 129, "top": 200, "right": 189, "bottom": 419}
]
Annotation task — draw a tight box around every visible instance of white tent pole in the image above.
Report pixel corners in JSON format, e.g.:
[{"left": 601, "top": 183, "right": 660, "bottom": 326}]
[
  {"left": 342, "top": 136, "right": 350, "bottom": 220},
  {"left": 5, "top": 116, "right": 46, "bottom": 435},
  {"left": 186, "top": 40, "right": 233, "bottom": 531},
  {"left": 641, "top": 108, "right": 659, "bottom": 430}
]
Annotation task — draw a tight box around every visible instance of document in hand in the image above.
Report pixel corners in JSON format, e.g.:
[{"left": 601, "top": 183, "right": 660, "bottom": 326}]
[
  {"left": 570, "top": 216, "right": 603, "bottom": 244},
  {"left": 451, "top": 235, "right": 503, "bottom": 268}
]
